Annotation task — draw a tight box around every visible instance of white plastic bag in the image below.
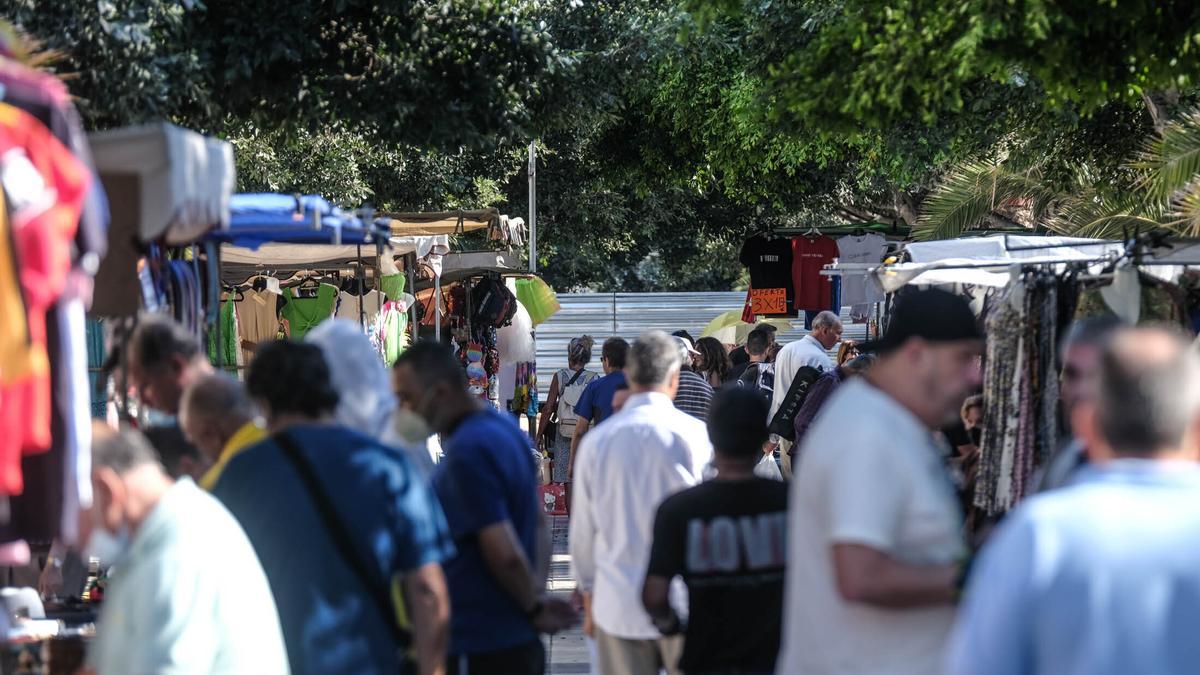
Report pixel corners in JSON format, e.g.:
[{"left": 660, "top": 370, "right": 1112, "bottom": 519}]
[{"left": 754, "top": 454, "right": 783, "bottom": 481}]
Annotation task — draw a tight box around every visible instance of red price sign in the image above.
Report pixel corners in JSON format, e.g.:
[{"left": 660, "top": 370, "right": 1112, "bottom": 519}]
[{"left": 750, "top": 288, "right": 788, "bottom": 315}]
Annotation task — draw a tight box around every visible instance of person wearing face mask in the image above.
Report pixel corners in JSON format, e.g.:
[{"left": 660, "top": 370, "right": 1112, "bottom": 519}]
[
  {"left": 85, "top": 424, "right": 288, "bottom": 675},
  {"left": 211, "top": 341, "right": 454, "bottom": 675},
  {"left": 393, "top": 342, "right": 578, "bottom": 675}
]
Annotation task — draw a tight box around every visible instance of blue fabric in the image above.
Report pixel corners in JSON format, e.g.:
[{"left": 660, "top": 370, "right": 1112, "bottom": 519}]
[
  {"left": 947, "top": 461, "right": 1200, "bottom": 675},
  {"left": 574, "top": 371, "right": 627, "bottom": 425},
  {"left": 212, "top": 425, "right": 453, "bottom": 675},
  {"left": 432, "top": 409, "right": 541, "bottom": 656},
  {"left": 206, "top": 193, "right": 382, "bottom": 248}
]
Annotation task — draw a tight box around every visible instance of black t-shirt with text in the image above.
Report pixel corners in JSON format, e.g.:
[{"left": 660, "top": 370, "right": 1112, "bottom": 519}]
[
  {"left": 647, "top": 478, "right": 789, "bottom": 673},
  {"left": 739, "top": 235, "right": 794, "bottom": 313}
]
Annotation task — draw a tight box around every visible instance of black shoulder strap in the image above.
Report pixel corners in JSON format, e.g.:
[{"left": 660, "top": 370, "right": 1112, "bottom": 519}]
[
  {"left": 564, "top": 368, "right": 586, "bottom": 388},
  {"left": 273, "top": 431, "right": 411, "bottom": 651}
]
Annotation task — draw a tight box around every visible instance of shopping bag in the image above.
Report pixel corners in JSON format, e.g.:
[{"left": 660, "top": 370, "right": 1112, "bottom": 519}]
[
  {"left": 539, "top": 484, "right": 568, "bottom": 515},
  {"left": 754, "top": 454, "right": 783, "bottom": 481}
]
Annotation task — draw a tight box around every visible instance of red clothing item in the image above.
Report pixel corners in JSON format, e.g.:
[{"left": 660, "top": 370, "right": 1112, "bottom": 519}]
[
  {"left": 791, "top": 235, "right": 839, "bottom": 312},
  {"left": 0, "top": 103, "right": 87, "bottom": 494}
]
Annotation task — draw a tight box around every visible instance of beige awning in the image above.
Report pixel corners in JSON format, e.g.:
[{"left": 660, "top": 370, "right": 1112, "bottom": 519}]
[{"left": 380, "top": 209, "right": 498, "bottom": 236}]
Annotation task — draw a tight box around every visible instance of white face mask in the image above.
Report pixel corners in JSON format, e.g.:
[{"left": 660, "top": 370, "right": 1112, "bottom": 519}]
[
  {"left": 84, "top": 525, "right": 131, "bottom": 565},
  {"left": 393, "top": 407, "right": 432, "bottom": 446}
]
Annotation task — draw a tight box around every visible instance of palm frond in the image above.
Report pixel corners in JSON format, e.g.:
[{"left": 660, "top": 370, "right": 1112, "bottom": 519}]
[
  {"left": 1047, "top": 188, "right": 1163, "bottom": 239},
  {"left": 1134, "top": 106, "right": 1200, "bottom": 203},
  {"left": 914, "top": 161, "right": 1062, "bottom": 241}
]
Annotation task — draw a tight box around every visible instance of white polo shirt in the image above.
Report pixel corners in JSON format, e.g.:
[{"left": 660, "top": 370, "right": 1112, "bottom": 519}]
[
  {"left": 777, "top": 378, "right": 964, "bottom": 675},
  {"left": 90, "top": 478, "right": 289, "bottom": 675}
]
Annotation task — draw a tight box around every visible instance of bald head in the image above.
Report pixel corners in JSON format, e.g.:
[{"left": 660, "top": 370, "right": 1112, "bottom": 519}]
[
  {"left": 1093, "top": 327, "right": 1200, "bottom": 458},
  {"left": 179, "top": 373, "right": 257, "bottom": 463}
]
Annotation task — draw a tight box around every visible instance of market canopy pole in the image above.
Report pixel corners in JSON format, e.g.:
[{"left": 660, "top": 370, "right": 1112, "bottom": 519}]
[{"left": 528, "top": 141, "right": 537, "bottom": 273}]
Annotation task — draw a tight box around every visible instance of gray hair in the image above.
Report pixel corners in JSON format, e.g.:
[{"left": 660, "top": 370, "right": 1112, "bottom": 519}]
[
  {"left": 812, "top": 311, "right": 841, "bottom": 330},
  {"left": 1098, "top": 327, "right": 1200, "bottom": 456},
  {"left": 628, "top": 330, "right": 682, "bottom": 388},
  {"left": 93, "top": 427, "right": 162, "bottom": 475},
  {"left": 181, "top": 372, "right": 255, "bottom": 427}
]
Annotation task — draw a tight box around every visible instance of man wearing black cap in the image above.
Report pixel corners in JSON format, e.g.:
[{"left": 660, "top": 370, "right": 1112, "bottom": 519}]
[{"left": 777, "top": 288, "right": 983, "bottom": 675}]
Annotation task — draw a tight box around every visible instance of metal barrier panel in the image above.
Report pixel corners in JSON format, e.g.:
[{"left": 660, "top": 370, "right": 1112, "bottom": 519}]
[{"left": 535, "top": 292, "right": 869, "bottom": 398}]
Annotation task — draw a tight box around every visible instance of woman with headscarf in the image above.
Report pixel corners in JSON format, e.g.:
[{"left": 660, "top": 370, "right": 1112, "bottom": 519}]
[
  {"left": 695, "top": 336, "right": 732, "bottom": 387},
  {"left": 305, "top": 319, "right": 437, "bottom": 478},
  {"left": 537, "top": 335, "right": 599, "bottom": 484}
]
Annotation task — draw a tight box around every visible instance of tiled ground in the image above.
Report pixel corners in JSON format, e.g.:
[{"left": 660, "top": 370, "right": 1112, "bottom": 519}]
[{"left": 543, "top": 515, "right": 590, "bottom": 674}]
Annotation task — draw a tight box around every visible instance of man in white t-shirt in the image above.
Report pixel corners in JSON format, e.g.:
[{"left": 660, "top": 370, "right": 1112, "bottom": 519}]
[
  {"left": 778, "top": 288, "right": 982, "bottom": 675},
  {"left": 769, "top": 310, "right": 840, "bottom": 476}
]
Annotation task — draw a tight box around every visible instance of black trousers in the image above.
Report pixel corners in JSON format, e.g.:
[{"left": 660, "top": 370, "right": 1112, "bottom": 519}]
[{"left": 447, "top": 639, "right": 545, "bottom": 675}]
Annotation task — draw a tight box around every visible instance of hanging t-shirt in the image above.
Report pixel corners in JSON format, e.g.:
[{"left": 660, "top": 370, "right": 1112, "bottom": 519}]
[
  {"left": 739, "top": 235, "right": 794, "bottom": 315},
  {"left": 647, "top": 478, "right": 789, "bottom": 673},
  {"left": 280, "top": 284, "right": 337, "bottom": 340},
  {"left": 234, "top": 289, "right": 281, "bottom": 365},
  {"left": 335, "top": 289, "right": 384, "bottom": 324},
  {"left": 836, "top": 234, "right": 887, "bottom": 319},
  {"left": 792, "top": 235, "right": 839, "bottom": 312}
]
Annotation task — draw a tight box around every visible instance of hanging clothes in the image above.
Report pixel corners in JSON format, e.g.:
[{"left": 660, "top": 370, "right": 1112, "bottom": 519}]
[
  {"left": 836, "top": 233, "right": 887, "bottom": 321},
  {"left": 792, "top": 235, "right": 839, "bottom": 312},
  {"left": 280, "top": 284, "right": 337, "bottom": 340},
  {"left": 335, "top": 288, "right": 385, "bottom": 325},
  {"left": 234, "top": 288, "right": 282, "bottom": 365},
  {"left": 513, "top": 277, "right": 560, "bottom": 326},
  {"left": 741, "top": 234, "right": 794, "bottom": 316},
  {"left": 0, "top": 103, "right": 88, "bottom": 497},
  {"left": 207, "top": 295, "right": 240, "bottom": 370}
]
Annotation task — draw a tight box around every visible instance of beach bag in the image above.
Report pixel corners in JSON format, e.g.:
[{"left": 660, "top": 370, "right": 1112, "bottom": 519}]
[{"left": 768, "top": 365, "right": 821, "bottom": 440}]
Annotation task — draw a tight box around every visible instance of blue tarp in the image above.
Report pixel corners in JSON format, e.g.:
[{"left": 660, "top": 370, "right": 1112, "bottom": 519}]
[{"left": 206, "top": 193, "right": 384, "bottom": 249}]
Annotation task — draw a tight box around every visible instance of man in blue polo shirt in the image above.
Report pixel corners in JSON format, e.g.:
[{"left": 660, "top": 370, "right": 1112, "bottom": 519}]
[
  {"left": 394, "top": 342, "right": 577, "bottom": 675},
  {"left": 568, "top": 337, "right": 629, "bottom": 478},
  {"left": 213, "top": 341, "right": 454, "bottom": 675}
]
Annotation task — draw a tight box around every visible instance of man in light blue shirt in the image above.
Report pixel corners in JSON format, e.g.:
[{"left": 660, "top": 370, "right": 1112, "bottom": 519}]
[{"left": 946, "top": 326, "right": 1200, "bottom": 675}]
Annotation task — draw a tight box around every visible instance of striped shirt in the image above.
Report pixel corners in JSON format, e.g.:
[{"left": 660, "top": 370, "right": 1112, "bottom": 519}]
[{"left": 675, "top": 369, "right": 715, "bottom": 421}]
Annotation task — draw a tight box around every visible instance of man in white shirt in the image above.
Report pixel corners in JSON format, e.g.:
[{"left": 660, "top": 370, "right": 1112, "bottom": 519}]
[
  {"left": 778, "top": 288, "right": 982, "bottom": 675},
  {"left": 571, "top": 330, "right": 714, "bottom": 675},
  {"left": 769, "top": 310, "right": 841, "bottom": 476},
  {"left": 87, "top": 426, "right": 289, "bottom": 675}
]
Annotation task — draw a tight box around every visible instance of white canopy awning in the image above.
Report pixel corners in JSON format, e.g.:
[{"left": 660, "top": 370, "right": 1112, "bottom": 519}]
[{"left": 220, "top": 235, "right": 450, "bottom": 266}]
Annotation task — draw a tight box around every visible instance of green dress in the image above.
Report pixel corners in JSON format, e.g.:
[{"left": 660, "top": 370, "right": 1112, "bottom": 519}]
[{"left": 281, "top": 285, "right": 337, "bottom": 340}]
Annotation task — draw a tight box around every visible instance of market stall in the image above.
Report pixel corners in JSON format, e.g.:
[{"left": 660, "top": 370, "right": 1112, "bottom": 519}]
[{"left": 826, "top": 232, "right": 1200, "bottom": 526}]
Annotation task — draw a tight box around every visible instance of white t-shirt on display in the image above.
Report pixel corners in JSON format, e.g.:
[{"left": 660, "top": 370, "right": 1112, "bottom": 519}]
[
  {"left": 777, "top": 378, "right": 964, "bottom": 675},
  {"left": 836, "top": 233, "right": 887, "bottom": 317},
  {"left": 335, "top": 289, "right": 384, "bottom": 324}
]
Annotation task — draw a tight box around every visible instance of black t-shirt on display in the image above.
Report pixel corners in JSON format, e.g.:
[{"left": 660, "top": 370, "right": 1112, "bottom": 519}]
[
  {"left": 647, "top": 478, "right": 789, "bottom": 673},
  {"left": 739, "top": 235, "right": 794, "bottom": 313}
]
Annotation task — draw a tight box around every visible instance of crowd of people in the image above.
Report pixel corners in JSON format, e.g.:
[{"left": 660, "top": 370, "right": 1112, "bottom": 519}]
[{"left": 37, "top": 285, "right": 1200, "bottom": 675}]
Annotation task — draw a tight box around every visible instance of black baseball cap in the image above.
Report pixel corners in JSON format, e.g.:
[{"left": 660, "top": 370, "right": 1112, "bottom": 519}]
[{"left": 860, "top": 288, "right": 983, "bottom": 355}]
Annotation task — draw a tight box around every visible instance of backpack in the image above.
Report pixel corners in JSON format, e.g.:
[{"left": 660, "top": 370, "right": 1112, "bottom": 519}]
[
  {"left": 471, "top": 277, "right": 518, "bottom": 328},
  {"left": 768, "top": 365, "right": 822, "bottom": 440},
  {"left": 556, "top": 368, "right": 597, "bottom": 439},
  {"left": 737, "top": 362, "right": 775, "bottom": 406}
]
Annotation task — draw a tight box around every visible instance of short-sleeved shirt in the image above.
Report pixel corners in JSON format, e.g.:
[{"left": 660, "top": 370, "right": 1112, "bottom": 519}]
[
  {"left": 433, "top": 408, "right": 541, "bottom": 656},
  {"left": 574, "top": 371, "right": 628, "bottom": 425},
  {"left": 674, "top": 370, "right": 714, "bottom": 421},
  {"left": 946, "top": 461, "right": 1200, "bottom": 675},
  {"left": 647, "top": 478, "right": 788, "bottom": 672},
  {"left": 90, "top": 479, "right": 289, "bottom": 675},
  {"left": 778, "top": 378, "right": 964, "bottom": 675},
  {"left": 213, "top": 425, "right": 453, "bottom": 675}
]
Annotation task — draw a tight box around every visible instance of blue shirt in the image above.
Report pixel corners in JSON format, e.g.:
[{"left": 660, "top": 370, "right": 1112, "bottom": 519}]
[
  {"left": 433, "top": 408, "right": 541, "bottom": 655},
  {"left": 574, "top": 371, "right": 627, "bottom": 424},
  {"left": 213, "top": 425, "right": 453, "bottom": 675},
  {"left": 946, "top": 460, "right": 1200, "bottom": 675}
]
